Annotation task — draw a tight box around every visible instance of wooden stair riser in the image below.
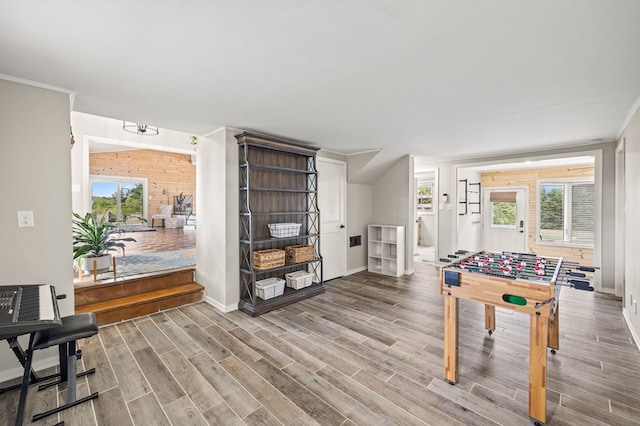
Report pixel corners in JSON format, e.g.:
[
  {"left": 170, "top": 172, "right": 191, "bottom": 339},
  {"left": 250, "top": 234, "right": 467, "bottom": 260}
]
[{"left": 75, "top": 269, "right": 195, "bottom": 306}]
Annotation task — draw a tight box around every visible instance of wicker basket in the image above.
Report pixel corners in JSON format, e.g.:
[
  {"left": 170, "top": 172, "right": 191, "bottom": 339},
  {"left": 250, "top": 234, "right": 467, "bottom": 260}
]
[
  {"left": 285, "top": 245, "right": 315, "bottom": 264},
  {"left": 253, "top": 249, "right": 285, "bottom": 270}
]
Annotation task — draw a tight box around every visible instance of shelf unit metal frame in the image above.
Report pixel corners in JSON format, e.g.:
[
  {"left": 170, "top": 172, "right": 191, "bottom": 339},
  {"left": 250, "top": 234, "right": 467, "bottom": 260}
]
[{"left": 237, "top": 133, "right": 323, "bottom": 315}]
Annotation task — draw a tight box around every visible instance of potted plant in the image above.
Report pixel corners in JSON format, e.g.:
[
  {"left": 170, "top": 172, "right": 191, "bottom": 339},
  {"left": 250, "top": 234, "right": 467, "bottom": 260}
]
[{"left": 72, "top": 212, "right": 136, "bottom": 274}]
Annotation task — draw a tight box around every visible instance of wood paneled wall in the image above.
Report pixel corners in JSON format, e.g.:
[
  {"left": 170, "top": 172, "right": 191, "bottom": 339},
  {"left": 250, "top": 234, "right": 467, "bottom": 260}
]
[
  {"left": 481, "top": 165, "right": 594, "bottom": 264},
  {"left": 90, "top": 149, "right": 196, "bottom": 218}
]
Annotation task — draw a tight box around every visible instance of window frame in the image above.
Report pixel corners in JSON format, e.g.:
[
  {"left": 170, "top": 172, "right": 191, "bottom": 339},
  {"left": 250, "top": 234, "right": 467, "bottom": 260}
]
[{"left": 536, "top": 177, "right": 594, "bottom": 248}]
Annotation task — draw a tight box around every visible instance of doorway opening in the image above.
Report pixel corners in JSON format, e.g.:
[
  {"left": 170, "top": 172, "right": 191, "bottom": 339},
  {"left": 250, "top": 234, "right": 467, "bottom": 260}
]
[
  {"left": 455, "top": 155, "right": 596, "bottom": 266},
  {"left": 71, "top": 112, "right": 198, "bottom": 282},
  {"left": 414, "top": 170, "right": 438, "bottom": 264},
  {"left": 86, "top": 146, "right": 196, "bottom": 279}
]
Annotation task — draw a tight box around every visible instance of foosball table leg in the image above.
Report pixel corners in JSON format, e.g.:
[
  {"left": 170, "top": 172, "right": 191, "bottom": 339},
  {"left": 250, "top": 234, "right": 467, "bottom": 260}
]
[
  {"left": 485, "top": 304, "right": 495, "bottom": 335},
  {"left": 444, "top": 293, "right": 459, "bottom": 385},
  {"left": 529, "top": 313, "right": 548, "bottom": 424}
]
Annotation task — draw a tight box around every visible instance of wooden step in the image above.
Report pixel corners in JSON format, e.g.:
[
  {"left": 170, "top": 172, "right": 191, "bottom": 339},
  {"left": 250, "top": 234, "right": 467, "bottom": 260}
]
[{"left": 76, "top": 282, "right": 204, "bottom": 326}]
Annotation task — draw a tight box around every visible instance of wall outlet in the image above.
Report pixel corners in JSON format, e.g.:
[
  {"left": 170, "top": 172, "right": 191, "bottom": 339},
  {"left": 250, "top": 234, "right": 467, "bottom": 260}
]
[{"left": 17, "top": 211, "right": 34, "bottom": 228}]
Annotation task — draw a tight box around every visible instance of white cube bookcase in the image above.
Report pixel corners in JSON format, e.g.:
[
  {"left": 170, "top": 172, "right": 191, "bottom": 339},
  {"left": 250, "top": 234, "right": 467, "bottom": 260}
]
[{"left": 367, "top": 225, "right": 405, "bottom": 277}]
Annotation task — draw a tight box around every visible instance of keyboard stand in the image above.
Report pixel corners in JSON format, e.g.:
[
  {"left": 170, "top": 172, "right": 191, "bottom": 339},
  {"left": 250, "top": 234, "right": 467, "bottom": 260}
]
[
  {"left": 1, "top": 337, "right": 60, "bottom": 391},
  {"left": 15, "top": 333, "right": 36, "bottom": 426}
]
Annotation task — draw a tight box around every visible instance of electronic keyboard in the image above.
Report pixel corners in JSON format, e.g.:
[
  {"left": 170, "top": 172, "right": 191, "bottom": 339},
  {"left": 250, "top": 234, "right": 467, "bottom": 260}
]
[{"left": 0, "top": 285, "right": 61, "bottom": 340}]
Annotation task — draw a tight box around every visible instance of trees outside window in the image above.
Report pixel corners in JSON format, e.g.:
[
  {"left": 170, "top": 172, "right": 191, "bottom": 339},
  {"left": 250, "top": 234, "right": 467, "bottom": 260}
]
[{"left": 491, "top": 202, "right": 516, "bottom": 227}]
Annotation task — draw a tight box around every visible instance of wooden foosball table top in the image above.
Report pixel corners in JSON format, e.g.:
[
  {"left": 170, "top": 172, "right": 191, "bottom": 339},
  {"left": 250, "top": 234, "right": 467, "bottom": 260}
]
[{"left": 440, "top": 250, "right": 562, "bottom": 318}]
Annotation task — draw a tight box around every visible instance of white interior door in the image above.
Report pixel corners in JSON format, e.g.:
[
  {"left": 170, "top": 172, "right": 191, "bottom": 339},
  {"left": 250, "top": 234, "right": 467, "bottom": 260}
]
[
  {"left": 317, "top": 157, "right": 347, "bottom": 280},
  {"left": 483, "top": 188, "right": 527, "bottom": 253}
]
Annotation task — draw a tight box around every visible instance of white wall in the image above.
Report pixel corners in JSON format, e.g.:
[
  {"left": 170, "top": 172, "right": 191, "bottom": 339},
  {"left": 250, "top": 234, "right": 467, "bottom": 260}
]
[
  {"left": 196, "top": 128, "right": 239, "bottom": 312},
  {"left": 0, "top": 79, "right": 73, "bottom": 380},
  {"left": 456, "top": 168, "right": 482, "bottom": 252},
  {"left": 436, "top": 164, "right": 456, "bottom": 260},
  {"left": 599, "top": 143, "right": 616, "bottom": 294},
  {"left": 372, "top": 155, "right": 415, "bottom": 274},
  {"left": 621, "top": 104, "right": 640, "bottom": 348},
  {"left": 346, "top": 183, "right": 373, "bottom": 273}
]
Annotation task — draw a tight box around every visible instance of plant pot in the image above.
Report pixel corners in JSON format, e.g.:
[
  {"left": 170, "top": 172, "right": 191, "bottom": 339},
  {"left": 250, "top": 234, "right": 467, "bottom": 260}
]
[{"left": 80, "top": 254, "right": 112, "bottom": 274}]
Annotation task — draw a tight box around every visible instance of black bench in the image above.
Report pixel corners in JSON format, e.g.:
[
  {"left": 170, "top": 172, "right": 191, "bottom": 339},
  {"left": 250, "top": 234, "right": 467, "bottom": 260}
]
[{"left": 30, "top": 313, "right": 100, "bottom": 422}]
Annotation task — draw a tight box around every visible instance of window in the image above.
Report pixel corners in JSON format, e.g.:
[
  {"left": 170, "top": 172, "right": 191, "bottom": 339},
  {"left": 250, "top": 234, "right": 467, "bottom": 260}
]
[
  {"left": 417, "top": 182, "right": 433, "bottom": 213},
  {"left": 538, "top": 180, "right": 594, "bottom": 246},
  {"left": 491, "top": 202, "right": 516, "bottom": 228},
  {"left": 90, "top": 176, "right": 147, "bottom": 224}
]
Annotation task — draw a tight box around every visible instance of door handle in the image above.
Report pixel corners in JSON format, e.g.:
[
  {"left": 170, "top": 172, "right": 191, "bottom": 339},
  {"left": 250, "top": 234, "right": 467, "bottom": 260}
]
[{"left": 340, "top": 225, "right": 345, "bottom": 229}]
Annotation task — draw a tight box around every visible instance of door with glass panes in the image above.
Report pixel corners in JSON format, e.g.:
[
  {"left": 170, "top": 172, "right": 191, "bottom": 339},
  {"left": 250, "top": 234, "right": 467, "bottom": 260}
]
[{"left": 483, "top": 188, "right": 527, "bottom": 253}]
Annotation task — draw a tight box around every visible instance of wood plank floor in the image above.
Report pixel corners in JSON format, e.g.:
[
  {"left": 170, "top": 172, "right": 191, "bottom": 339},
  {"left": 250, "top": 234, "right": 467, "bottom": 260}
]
[{"left": 3, "top": 262, "right": 640, "bottom": 425}]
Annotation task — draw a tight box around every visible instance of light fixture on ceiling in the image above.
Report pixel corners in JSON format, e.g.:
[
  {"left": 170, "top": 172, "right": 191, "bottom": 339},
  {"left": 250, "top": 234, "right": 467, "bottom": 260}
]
[{"left": 122, "top": 121, "right": 159, "bottom": 136}]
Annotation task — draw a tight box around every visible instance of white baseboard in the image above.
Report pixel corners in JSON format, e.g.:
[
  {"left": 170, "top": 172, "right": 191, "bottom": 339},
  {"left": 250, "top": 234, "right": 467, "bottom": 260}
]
[
  {"left": 623, "top": 308, "right": 640, "bottom": 352},
  {"left": 346, "top": 266, "right": 367, "bottom": 276},
  {"left": 204, "top": 295, "right": 237, "bottom": 313},
  {"left": 0, "top": 356, "right": 59, "bottom": 383}
]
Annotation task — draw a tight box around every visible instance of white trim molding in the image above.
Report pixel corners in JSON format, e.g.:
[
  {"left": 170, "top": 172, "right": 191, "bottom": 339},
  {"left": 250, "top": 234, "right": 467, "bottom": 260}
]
[
  {"left": 623, "top": 308, "right": 640, "bottom": 352},
  {"left": 204, "top": 295, "right": 237, "bottom": 313}
]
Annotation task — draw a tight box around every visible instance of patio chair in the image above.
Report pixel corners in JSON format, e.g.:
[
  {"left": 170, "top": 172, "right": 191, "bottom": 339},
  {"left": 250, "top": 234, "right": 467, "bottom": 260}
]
[{"left": 151, "top": 204, "right": 173, "bottom": 227}]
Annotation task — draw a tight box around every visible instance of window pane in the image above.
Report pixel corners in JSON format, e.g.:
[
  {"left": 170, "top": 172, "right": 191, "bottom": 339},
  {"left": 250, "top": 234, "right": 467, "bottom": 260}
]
[
  {"left": 92, "top": 181, "right": 117, "bottom": 222},
  {"left": 540, "top": 185, "right": 565, "bottom": 241},
  {"left": 571, "top": 184, "right": 594, "bottom": 244},
  {"left": 121, "top": 182, "right": 144, "bottom": 223},
  {"left": 491, "top": 202, "right": 515, "bottom": 227}
]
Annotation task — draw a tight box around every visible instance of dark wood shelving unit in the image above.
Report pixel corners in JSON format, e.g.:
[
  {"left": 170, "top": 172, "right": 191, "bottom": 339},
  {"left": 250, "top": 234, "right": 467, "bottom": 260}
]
[{"left": 237, "top": 132, "right": 323, "bottom": 316}]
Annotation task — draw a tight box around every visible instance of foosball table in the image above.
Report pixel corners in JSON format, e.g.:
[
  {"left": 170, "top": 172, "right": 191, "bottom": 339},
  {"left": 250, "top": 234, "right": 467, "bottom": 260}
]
[{"left": 439, "top": 250, "right": 596, "bottom": 425}]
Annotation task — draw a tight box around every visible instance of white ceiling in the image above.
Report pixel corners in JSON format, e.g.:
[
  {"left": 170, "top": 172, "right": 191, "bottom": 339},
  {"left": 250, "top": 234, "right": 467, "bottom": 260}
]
[{"left": 1, "top": 1, "right": 639, "bottom": 161}]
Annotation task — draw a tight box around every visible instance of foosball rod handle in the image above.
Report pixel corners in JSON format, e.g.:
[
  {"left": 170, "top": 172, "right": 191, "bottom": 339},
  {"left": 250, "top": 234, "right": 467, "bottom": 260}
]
[
  {"left": 567, "top": 278, "right": 590, "bottom": 286},
  {"left": 559, "top": 280, "right": 594, "bottom": 291}
]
